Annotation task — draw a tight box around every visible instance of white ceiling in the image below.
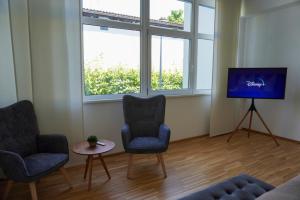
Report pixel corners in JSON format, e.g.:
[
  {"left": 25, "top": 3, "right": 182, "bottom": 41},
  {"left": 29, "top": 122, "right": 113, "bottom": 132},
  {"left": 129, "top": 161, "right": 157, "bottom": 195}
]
[{"left": 242, "top": 0, "right": 300, "bottom": 16}]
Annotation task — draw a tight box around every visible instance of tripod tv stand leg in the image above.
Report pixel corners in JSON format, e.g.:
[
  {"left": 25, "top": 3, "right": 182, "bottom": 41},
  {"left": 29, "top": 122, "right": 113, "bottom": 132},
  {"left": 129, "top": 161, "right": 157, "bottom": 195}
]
[
  {"left": 247, "top": 110, "right": 254, "bottom": 138},
  {"left": 227, "top": 110, "right": 250, "bottom": 142},
  {"left": 227, "top": 98, "right": 280, "bottom": 146},
  {"left": 254, "top": 109, "right": 279, "bottom": 146}
]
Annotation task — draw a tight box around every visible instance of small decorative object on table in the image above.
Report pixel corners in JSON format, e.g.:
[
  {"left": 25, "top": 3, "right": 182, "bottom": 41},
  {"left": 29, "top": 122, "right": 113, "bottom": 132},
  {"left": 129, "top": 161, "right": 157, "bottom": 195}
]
[{"left": 87, "top": 135, "right": 98, "bottom": 148}]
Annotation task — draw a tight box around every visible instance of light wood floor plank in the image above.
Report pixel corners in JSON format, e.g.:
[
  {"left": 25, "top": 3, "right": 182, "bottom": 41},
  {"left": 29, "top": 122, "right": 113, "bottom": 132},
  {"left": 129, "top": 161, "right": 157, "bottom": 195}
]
[{"left": 2, "top": 131, "right": 300, "bottom": 200}]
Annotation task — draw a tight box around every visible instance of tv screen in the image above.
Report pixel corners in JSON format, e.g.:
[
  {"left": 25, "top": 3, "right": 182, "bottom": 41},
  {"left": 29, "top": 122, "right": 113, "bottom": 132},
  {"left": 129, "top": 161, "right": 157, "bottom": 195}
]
[{"left": 227, "top": 68, "right": 287, "bottom": 99}]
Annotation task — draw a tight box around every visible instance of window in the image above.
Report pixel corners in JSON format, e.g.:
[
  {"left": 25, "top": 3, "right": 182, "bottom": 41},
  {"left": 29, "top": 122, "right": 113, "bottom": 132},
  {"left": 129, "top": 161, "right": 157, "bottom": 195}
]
[
  {"left": 198, "top": 5, "right": 215, "bottom": 35},
  {"left": 150, "top": 0, "right": 192, "bottom": 32},
  {"left": 83, "top": 25, "right": 140, "bottom": 95},
  {"left": 196, "top": 4, "right": 215, "bottom": 91},
  {"left": 151, "top": 36, "right": 189, "bottom": 91},
  {"left": 197, "top": 39, "right": 214, "bottom": 89},
  {"left": 82, "top": 0, "right": 215, "bottom": 100}
]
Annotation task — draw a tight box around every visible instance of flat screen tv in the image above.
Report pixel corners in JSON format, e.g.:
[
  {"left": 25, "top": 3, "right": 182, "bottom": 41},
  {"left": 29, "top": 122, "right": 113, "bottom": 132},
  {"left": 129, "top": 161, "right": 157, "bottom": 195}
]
[{"left": 227, "top": 67, "right": 287, "bottom": 99}]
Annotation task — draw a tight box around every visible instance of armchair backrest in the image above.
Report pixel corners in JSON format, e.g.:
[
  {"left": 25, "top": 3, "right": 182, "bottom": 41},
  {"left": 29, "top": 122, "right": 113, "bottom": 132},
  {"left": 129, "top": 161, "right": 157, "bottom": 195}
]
[
  {"left": 123, "top": 95, "right": 166, "bottom": 138},
  {"left": 0, "top": 100, "right": 39, "bottom": 157}
]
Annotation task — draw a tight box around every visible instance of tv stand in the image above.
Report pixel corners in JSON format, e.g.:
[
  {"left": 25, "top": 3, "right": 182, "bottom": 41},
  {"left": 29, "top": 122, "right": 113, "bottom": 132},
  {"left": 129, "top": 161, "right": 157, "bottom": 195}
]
[{"left": 227, "top": 98, "right": 280, "bottom": 146}]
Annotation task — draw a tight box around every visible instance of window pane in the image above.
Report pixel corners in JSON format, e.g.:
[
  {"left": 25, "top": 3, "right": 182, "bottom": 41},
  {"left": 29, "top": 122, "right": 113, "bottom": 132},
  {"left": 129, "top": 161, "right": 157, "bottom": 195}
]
[
  {"left": 150, "top": 0, "right": 192, "bottom": 32},
  {"left": 198, "top": 6, "right": 215, "bottom": 35},
  {"left": 82, "top": 0, "right": 140, "bottom": 24},
  {"left": 83, "top": 25, "right": 140, "bottom": 95},
  {"left": 151, "top": 36, "right": 189, "bottom": 91},
  {"left": 197, "top": 39, "right": 214, "bottom": 90}
]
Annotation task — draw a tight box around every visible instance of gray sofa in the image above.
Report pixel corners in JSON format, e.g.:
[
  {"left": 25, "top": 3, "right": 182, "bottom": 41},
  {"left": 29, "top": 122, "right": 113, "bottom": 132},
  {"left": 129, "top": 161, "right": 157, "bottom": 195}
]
[
  {"left": 257, "top": 175, "right": 300, "bottom": 200},
  {"left": 180, "top": 174, "right": 300, "bottom": 200},
  {"left": 179, "top": 174, "right": 274, "bottom": 200}
]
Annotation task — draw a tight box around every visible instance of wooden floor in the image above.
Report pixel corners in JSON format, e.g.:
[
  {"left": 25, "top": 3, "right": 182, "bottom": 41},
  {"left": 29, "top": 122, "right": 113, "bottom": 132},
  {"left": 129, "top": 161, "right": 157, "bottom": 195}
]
[{"left": 3, "top": 130, "right": 300, "bottom": 200}]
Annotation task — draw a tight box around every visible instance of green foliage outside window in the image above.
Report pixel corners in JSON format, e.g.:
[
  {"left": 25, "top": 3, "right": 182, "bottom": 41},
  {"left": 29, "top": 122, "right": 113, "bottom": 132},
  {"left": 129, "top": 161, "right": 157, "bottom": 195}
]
[
  {"left": 167, "top": 9, "right": 184, "bottom": 24},
  {"left": 151, "top": 70, "right": 183, "bottom": 91},
  {"left": 84, "top": 67, "right": 183, "bottom": 96},
  {"left": 84, "top": 67, "right": 140, "bottom": 95}
]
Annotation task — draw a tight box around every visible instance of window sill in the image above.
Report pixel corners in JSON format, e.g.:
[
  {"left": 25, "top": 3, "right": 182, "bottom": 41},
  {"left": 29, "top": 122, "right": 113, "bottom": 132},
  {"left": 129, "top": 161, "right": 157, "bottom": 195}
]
[{"left": 83, "top": 90, "right": 211, "bottom": 104}]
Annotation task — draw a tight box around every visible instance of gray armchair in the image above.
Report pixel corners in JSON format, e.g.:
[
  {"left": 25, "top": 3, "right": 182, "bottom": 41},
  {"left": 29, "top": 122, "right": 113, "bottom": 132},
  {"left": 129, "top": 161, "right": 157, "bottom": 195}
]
[
  {"left": 122, "top": 95, "right": 171, "bottom": 178},
  {"left": 0, "top": 100, "right": 72, "bottom": 200}
]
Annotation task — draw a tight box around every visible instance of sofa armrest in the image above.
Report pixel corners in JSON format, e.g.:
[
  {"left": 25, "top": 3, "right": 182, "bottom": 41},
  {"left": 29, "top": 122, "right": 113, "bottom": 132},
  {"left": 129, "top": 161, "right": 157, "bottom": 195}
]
[
  {"left": 121, "top": 124, "right": 131, "bottom": 148},
  {"left": 159, "top": 124, "right": 171, "bottom": 146},
  {"left": 257, "top": 175, "right": 300, "bottom": 200},
  {"left": 0, "top": 150, "right": 29, "bottom": 181},
  {"left": 38, "top": 134, "right": 69, "bottom": 154}
]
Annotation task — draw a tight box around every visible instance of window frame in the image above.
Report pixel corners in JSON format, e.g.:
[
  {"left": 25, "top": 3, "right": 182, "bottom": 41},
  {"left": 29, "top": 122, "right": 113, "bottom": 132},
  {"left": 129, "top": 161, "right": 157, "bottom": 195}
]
[
  {"left": 194, "top": 1, "right": 216, "bottom": 94},
  {"left": 80, "top": 0, "right": 215, "bottom": 102}
]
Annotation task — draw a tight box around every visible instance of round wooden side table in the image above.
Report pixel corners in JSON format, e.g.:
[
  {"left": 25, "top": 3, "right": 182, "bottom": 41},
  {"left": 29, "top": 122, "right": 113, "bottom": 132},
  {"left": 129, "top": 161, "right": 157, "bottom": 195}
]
[{"left": 72, "top": 140, "right": 115, "bottom": 191}]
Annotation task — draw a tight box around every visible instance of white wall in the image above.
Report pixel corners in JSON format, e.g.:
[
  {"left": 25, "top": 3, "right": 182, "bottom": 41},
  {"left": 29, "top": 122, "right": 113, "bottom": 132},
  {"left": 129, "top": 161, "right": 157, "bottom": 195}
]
[
  {"left": 9, "top": 0, "right": 33, "bottom": 101},
  {"left": 240, "top": 2, "right": 300, "bottom": 141},
  {"left": 0, "top": 0, "right": 33, "bottom": 106},
  {"left": 84, "top": 96, "right": 211, "bottom": 153},
  {"left": 0, "top": 0, "right": 17, "bottom": 107}
]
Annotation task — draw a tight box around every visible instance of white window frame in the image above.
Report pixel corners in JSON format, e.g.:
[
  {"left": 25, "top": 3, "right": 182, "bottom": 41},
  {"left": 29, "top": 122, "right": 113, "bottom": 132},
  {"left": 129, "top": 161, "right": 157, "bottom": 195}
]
[
  {"left": 81, "top": 0, "right": 215, "bottom": 102},
  {"left": 193, "top": 0, "right": 216, "bottom": 94}
]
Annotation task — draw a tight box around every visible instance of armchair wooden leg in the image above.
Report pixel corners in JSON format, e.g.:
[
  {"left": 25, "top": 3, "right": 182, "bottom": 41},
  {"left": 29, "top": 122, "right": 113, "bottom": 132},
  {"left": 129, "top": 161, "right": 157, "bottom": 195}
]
[
  {"left": 2, "top": 180, "right": 13, "bottom": 200},
  {"left": 158, "top": 153, "right": 167, "bottom": 178},
  {"left": 59, "top": 167, "right": 73, "bottom": 188},
  {"left": 127, "top": 154, "right": 133, "bottom": 179},
  {"left": 156, "top": 154, "right": 160, "bottom": 164},
  {"left": 29, "top": 182, "right": 38, "bottom": 200}
]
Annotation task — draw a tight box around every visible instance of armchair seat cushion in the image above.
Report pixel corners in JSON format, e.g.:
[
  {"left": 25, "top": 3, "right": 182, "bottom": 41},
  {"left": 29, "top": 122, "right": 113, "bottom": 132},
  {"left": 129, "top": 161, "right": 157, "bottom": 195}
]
[
  {"left": 127, "top": 137, "right": 167, "bottom": 154},
  {"left": 24, "top": 153, "right": 68, "bottom": 177}
]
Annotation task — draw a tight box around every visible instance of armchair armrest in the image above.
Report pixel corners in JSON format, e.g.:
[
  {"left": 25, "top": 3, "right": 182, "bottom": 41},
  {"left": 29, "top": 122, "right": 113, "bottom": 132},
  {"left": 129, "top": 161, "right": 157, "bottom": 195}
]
[
  {"left": 38, "top": 134, "right": 69, "bottom": 154},
  {"left": 0, "top": 150, "right": 29, "bottom": 181},
  {"left": 121, "top": 124, "right": 131, "bottom": 148},
  {"left": 159, "top": 124, "right": 171, "bottom": 146}
]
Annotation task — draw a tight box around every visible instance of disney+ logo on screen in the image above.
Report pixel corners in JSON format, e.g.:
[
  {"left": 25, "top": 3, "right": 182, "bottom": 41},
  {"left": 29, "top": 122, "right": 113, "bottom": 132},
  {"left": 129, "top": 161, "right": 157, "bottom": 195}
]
[{"left": 245, "top": 78, "right": 266, "bottom": 88}]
